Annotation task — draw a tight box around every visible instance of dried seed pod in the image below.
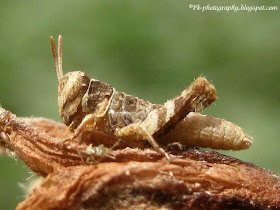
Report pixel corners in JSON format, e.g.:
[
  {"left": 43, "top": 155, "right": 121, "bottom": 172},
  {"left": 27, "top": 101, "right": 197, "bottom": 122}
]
[
  {"left": 161, "top": 112, "right": 253, "bottom": 150},
  {"left": 1, "top": 108, "right": 279, "bottom": 208}
]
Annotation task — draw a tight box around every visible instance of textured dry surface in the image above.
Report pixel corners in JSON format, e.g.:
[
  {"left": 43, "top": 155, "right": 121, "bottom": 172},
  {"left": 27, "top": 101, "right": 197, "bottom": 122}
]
[
  {"left": 16, "top": 159, "right": 280, "bottom": 210},
  {"left": 0, "top": 108, "right": 279, "bottom": 209}
]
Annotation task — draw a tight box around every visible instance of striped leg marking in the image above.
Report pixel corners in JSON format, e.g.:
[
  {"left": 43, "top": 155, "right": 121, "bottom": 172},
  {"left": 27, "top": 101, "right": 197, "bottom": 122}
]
[{"left": 141, "top": 77, "right": 217, "bottom": 137}]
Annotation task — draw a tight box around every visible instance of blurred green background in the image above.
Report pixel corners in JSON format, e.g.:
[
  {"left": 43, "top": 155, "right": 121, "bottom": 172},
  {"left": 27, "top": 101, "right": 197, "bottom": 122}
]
[{"left": 0, "top": 0, "right": 279, "bottom": 209}]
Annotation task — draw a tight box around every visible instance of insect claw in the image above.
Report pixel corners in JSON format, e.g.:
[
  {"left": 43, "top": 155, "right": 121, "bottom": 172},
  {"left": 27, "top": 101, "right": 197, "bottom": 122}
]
[
  {"left": 159, "top": 148, "right": 171, "bottom": 162},
  {"left": 57, "top": 137, "right": 73, "bottom": 148},
  {"left": 105, "top": 154, "right": 116, "bottom": 160}
]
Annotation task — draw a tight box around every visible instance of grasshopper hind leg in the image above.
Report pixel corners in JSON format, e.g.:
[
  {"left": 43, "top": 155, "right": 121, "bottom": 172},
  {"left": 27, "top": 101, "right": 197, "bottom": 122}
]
[
  {"left": 115, "top": 77, "right": 217, "bottom": 161},
  {"left": 138, "top": 125, "right": 171, "bottom": 161}
]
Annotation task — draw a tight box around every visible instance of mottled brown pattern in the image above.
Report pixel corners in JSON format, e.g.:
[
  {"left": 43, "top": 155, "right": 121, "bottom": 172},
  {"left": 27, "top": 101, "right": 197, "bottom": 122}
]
[
  {"left": 51, "top": 36, "right": 252, "bottom": 156},
  {"left": 81, "top": 79, "right": 114, "bottom": 116},
  {"left": 54, "top": 71, "right": 251, "bottom": 152},
  {"left": 106, "top": 91, "right": 158, "bottom": 132}
]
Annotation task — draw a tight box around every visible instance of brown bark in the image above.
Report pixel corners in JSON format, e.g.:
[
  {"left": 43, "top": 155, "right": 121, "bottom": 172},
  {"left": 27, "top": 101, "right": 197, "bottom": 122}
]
[{"left": 0, "top": 108, "right": 279, "bottom": 209}]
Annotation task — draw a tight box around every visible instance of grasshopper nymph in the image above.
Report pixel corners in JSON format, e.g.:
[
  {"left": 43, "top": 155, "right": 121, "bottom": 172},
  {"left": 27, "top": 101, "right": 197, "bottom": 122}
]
[{"left": 50, "top": 35, "right": 252, "bottom": 160}]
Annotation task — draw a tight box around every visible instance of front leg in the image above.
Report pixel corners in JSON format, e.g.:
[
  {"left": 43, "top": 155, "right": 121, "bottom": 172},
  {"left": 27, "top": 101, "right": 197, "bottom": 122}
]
[{"left": 62, "top": 114, "right": 96, "bottom": 143}]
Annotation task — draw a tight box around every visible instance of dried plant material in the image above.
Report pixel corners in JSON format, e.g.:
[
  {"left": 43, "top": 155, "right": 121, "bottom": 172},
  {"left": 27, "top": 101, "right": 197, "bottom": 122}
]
[
  {"left": 1, "top": 108, "right": 279, "bottom": 209},
  {"left": 16, "top": 159, "right": 280, "bottom": 209},
  {"left": 0, "top": 108, "right": 253, "bottom": 175},
  {"left": 0, "top": 131, "right": 14, "bottom": 156},
  {"left": 20, "top": 117, "right": 72, "bottom": 139},
  {"left": 161, "top": 112, "right": 253, "bottom": 150},
  {"left": 0, "top": 108, "right": 161, "bottom": 175},
  {"left": 18, "top": 177, "right": 43, "bottom": 198},
  {"left": 0, "top": 108, "right": 252, "bottom": 176}
]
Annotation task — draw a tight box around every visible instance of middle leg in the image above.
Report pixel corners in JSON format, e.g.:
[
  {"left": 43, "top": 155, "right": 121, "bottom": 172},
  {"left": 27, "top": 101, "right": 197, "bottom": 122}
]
[{"left": 115, "top": 122, "right": 171, "bottom": 161}]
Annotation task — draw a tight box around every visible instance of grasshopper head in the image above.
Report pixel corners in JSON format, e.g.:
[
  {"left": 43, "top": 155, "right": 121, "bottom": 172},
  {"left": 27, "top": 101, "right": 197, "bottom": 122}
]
[
  {"left": 57, "top": 71, "right": 90, "bottom": 126},
  {"left": 51, "top": 36, "right": 90, "bottom": 127}
]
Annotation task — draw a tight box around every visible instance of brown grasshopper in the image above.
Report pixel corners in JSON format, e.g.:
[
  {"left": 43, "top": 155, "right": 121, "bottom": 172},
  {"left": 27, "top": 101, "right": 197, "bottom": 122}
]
[{"left": 50, "top": 35, "right": 252, "bottom": 160}]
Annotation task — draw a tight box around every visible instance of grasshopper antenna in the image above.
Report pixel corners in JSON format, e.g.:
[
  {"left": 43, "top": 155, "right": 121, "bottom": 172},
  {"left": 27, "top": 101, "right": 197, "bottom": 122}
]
[{"left": 50, "top": 35, "right": 64, "bottom": 81}]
